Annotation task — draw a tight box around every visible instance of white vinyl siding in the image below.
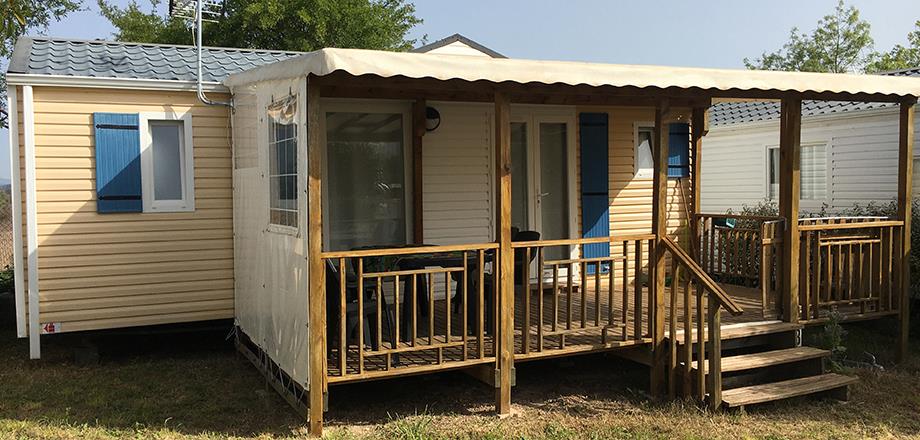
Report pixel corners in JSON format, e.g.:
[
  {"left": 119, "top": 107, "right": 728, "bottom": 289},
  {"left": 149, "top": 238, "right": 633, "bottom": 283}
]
[
  {"left": 702, "top": 108, "right": 920, "bottom": 214},
  {"left": 422, "top": 102, "right": 493, "bottom": 244}
]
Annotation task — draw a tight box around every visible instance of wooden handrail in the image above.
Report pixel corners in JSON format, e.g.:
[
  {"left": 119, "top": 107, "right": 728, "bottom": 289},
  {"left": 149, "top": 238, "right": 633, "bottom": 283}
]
[
  {"left": 321, "top": 242, "right": 499, "bottom": 259},
  {"left": 695, "top": 213, "right": 784, "bottom": 221},
  {"left": 798, "top": 220, "right": 903, "bottom": 231},
  {"left": 510, "top": 233, "right": 656, "bottom": 248},
  {"left": 661, "top": 237, "right": 744, "bottom": 315}
]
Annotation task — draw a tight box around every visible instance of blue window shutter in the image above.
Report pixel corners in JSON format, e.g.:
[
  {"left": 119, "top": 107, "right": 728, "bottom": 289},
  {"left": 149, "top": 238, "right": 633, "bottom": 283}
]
[
  {"left": 668, "top": 123, "right": 690, "bottom": 178},
  {"left": 94, "top": 113, "right": 142, "bottom": 213},
  {"left": 579, "top": 113, "right": 610, "bottom": 265}
]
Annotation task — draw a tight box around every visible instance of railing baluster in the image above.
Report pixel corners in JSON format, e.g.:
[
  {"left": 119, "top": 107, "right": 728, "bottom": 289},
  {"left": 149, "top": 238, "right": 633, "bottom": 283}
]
[
  {"left": 695, "top": 284, "right": 705, "bottom": 402},
  {"left": 339, "top": 257, "right": 347, "bottom": 376},
  {"left": 412, "top": 274, "right": 418, "bottom": 347},
  {"left": 552, "top": 263, "right": 559, "bottom": 334},
  {"left": 812, "top": 232, "right": 821, "bottom": 320},
  {"left": 462, "top": 251, "right": 468, "bottom": 360},
  {"left": 801, "top": 231, "right": 811, "bottom": 321},
  {"left": 537, "top": 247, "right": 545, "bottom": 352},
  {"left": 622, "top": 241, "right": 630, "bottom": 331},
  {"left": 608, "top": 255, "right": 615, "bottom": 326},
  {"left": 635, "top": 240, "right": 643, "bottom": 340},
  {"left": 523, "top": 247, "right": 531, "bottom": 355},
  {"left": 393, "top": 275, "right": 399, "bottom": 349},
  {"left": 567, "top": 262, "right": 573, "bottom": 332},
  {"left": 357, "top": 259, "right": 365, "bottom": 374},
  {"left": 444, "top": 271, "right": 451, "bottom": 345},
  {"left": 581, "top": 261, "right": 588, "bottom": 328},
  {"left": 594, "top": 261, "right": 602, "bottom": 326},
  {"left": 478, "top": 250, "right": 485, "bottom": 359},
  {"left": 429, "top": 271, "right": 435, "bottom": 346},
  {"left": 681, "top": 273, "right": 692, "bottom": 397}
]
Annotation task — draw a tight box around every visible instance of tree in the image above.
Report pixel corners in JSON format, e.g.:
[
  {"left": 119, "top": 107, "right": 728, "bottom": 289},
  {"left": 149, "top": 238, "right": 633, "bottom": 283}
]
[
  {"left": 98, "top": 0, "right": 423, "bottom": 52},
  {"left": 744, "top": 0, "right": 874, "bottom": 73},
  {"left": 1, "top": 0, "right": 82, "bottom": 129},
  {"left": 866, "top": 21, "right": 920, "bottom": 73}
]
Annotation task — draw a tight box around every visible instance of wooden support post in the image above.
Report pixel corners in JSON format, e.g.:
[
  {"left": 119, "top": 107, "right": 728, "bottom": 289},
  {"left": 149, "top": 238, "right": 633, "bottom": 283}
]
[
  {"left": 650, "top": 101, "right": 671, "bottom": 397},
  {"left": 897, "top": 100, "right": 915, "bottom": 362},
  {"left": 690, "top": 107, "right": 708, "bottom": 262},
  {"left": 412, "top": 99, "right": 426, "bottom": 243},
  {"left": 306, "top": 77, "right": 327, "bottom": 437},
  {"left": 779, "top": 98, "right": 802, "bottom": 323},
  {"left": 494, "top": 91, "right": 514, "bottom": 415}
]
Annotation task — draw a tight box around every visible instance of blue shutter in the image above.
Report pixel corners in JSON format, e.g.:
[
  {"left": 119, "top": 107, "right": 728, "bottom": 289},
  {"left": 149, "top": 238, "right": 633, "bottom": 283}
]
[
  {"left": 94, "top": 113, "right": 142, "bottom": 213},
  {"left": 668, "top": 123, "right": 690, "bottom": 178},
  {"left": 579, "top": 113, "right": 610, "bottom": 269}
]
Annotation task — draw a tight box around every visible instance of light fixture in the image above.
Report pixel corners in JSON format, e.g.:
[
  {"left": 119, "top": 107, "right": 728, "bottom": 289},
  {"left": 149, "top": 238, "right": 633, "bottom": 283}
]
[{"left": 425, "top": 106, "right": 441, "bottom": 132}]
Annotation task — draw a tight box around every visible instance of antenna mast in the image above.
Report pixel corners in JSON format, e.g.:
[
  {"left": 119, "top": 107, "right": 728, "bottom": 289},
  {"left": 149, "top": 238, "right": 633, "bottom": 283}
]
[{"left": 169, "top": 0, "right": 231, "bottom": 107}]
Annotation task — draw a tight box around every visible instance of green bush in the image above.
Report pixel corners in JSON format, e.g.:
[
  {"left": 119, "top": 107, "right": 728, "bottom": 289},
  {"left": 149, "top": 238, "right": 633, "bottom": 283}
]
[{"left": 0, "top": 265, "right": 12, "bottom": 294}]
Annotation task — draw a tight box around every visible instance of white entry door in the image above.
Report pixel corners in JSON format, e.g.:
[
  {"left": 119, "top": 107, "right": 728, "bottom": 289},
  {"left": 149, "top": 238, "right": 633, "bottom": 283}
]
[{"left": 510, "top": 108, "right": 577, "bottom": 261}]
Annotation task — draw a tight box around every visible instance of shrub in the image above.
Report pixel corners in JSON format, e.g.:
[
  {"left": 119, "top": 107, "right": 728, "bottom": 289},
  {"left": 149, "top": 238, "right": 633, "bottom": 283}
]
[{"left": 0, "top": 265, "right": 12, "bottom": 294}]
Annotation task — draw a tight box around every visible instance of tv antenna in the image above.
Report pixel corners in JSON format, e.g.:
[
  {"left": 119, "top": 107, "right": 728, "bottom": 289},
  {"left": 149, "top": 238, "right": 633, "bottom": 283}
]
[{"left": 169, "top": 0, "right": 232, "bottom": 107}]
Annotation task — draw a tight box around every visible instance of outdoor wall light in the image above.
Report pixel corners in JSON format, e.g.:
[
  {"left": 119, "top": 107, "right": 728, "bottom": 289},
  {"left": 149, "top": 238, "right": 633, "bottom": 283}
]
[{"left": 425, "top": 106, "right": 442, "bottom": 132}]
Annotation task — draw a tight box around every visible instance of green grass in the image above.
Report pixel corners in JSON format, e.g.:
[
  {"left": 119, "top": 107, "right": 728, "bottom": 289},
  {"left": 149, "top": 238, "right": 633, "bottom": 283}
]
[{"left": 0, "top": 318, "right": 919, "bottom": 439}]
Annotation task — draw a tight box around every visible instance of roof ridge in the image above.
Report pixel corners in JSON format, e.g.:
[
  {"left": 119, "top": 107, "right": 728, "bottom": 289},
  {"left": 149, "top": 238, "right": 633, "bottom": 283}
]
[{"left": 24, "top": 35, "right": 305, "bottom": 56}]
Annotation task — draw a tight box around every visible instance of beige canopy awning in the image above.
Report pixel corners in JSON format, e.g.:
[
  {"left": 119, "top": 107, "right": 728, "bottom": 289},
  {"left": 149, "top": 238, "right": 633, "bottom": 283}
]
[{"left": 224, "top": 47, "right": 920, "bottom": 100}]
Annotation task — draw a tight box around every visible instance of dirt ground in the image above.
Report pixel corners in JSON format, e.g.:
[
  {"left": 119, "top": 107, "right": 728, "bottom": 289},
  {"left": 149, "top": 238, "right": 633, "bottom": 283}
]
[{"left": 0, "top": 317, "right": 918, "bottom": 439}]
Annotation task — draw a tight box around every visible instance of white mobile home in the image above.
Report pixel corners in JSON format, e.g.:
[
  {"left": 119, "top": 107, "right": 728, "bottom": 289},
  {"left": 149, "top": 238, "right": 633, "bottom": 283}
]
[{"left": 701, "top": 68, "right": 920, "bottom": 214}]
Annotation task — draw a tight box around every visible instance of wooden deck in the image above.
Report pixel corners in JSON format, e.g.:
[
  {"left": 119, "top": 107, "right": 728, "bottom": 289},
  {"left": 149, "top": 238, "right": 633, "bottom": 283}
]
[{"left": 326, "top": 279, "right": 771, "bottom": 383}]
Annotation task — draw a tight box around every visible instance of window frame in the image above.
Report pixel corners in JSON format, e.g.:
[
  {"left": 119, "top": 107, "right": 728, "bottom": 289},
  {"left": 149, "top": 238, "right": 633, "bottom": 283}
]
[
  {"left": 138, "top": 112, "right": 195, "bottom": 213},
  {"left": 266, "top": 95, "right": 300, "bottom": 235},
  {"left": 764, "top": 142, "right": 829, "bottom": 202},
  {"left": 633, "top": 122, "right": 655, "bottom": 179}
]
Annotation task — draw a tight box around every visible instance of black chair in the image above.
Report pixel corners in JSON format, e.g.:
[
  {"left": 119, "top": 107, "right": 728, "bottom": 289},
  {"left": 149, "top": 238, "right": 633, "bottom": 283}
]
[
  {"left": 512, "top": 230, "right": 541, "bottom": 286},
  {"left": 325, "top": 260, "right": 396, "bottom": 355}
]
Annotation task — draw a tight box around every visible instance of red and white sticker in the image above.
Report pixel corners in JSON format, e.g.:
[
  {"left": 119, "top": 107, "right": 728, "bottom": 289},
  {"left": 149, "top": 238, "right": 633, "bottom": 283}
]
[{"left": 41, "top": 322, "right": 62, "bottom": 334}]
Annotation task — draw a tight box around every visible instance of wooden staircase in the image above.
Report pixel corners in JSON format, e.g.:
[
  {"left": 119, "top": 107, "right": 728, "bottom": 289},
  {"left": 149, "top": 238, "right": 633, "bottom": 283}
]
[{"left": 675, "top": 321, "right": 858, "bottom": 410}]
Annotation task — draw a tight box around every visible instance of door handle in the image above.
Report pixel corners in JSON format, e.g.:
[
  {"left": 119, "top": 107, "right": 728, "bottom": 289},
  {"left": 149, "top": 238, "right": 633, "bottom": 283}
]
[{"left": 538, "top": 192, "right": 551, "bottom": 198}]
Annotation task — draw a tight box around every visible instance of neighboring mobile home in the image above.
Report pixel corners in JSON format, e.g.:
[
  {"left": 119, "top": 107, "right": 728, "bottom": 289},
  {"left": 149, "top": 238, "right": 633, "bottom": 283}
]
[
  {"left": 701, "top": 68, "right": 920, "bottom": 214},
  {"left": 6, "top": 35, "right": 919, "bottom": 437}
]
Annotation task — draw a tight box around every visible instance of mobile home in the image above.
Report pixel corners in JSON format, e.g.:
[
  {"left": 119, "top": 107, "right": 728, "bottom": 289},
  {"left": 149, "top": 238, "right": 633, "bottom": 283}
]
[{"left": 6, "top": 35, "right": 919, "bottom": 437}]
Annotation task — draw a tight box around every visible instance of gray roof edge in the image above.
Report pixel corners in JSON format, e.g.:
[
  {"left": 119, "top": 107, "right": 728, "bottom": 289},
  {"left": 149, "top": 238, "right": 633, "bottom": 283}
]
[
  {"left": 411, "top": 33, "right": 506, "bottom": 59},
  {"left": 7, "top": 37, "right": 34, "bottom": 73},
  {"left": 873, "top": 66, "right": 920, "bottom": 76},
  {"left": 20, "top": 35, "right": 305, "bottom": 56}
]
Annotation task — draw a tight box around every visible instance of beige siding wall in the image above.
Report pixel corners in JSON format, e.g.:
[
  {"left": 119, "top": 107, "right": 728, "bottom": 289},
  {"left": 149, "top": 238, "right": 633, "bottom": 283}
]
[
  {"left": 575, "top": 107, "right": 691, "bottom": 256},
  {"left": 22, "top": 87, "right": 234, "bottom": 333}
]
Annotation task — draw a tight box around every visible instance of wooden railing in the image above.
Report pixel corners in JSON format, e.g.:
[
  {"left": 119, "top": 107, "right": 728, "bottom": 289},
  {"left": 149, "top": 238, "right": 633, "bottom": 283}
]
[
  {"left": 510, "top": 234, "right": 656, "bottom": 358},
  {"left": 798, "top": 217, "right": 904, "bottom": 323},
  {"left": 760, "top": 219, "right": 785, "bottom": 320},
  {"left": 662, "top": 237, "right": 744, "bottom": 410},
  {"left": 695, "top": 214, "right": 784, "bottom": 286},
  {"left": 320, "top": 243, "right": 499, "bottom": 382}
]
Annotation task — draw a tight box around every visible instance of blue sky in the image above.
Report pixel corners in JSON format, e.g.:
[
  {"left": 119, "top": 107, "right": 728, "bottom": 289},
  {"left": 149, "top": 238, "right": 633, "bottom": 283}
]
[{"left": 1, "top": 0, "right": 918, "bottom": 181}]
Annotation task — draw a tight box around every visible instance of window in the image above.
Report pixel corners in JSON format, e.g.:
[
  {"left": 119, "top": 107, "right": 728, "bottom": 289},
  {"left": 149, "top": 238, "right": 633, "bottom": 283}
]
[
  {"left": 139, "top": 113, "right": 195, "bottom": 212},
  {"left": 268, "top": 96, "right": 299, "bottom": 229},
  {"left": 325, "top": 110, "right": 408, "bottom": 251},
  {"left": 635, "top": 125, "right": 654, "bottom": 178},
  {"left": 767, "top": 143, "right": 827, "bottom": 200}
]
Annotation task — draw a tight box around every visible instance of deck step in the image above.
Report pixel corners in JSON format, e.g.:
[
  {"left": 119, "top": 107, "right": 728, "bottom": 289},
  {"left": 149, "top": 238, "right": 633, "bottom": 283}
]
[
  {"left": 671, "top": 321, "right": 802, "bottom": 344},
  {"left": 720, "top": 373, "right": 858, "bottom": 408},
  {"left": 691, "top": 347, "right": 829, "bottom": 373}
]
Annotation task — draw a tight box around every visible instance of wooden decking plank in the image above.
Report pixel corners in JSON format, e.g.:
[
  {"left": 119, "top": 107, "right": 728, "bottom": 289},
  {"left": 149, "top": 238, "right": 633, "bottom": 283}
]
[
  {"left": 691, "top": 346, "right": 829, "bottom": 373},
  {"left": 721, "top": 373, "right": 858, "bottom": 407}
]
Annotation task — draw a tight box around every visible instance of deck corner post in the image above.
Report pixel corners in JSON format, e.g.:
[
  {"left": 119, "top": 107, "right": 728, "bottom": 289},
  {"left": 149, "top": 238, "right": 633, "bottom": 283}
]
[
  {"left": 494, "top": 91, "right": 514, "bottom": 414},
  {"left": 306, "top": 76, "right": 327, "bottom": 437},
  {"left": 779, "top": 97, "right": 802, "bottom": 324},
  {"left": 896, "top": 99, "right": 915, "bottom": 362},
  {"left": 650, "top": 101, "right": 671, "bottom": 397}
]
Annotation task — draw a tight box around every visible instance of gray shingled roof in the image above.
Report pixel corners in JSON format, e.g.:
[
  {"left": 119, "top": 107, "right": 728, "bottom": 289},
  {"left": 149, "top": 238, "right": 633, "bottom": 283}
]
[
  {"left": 6, "top": 37, "right": 302, "bottom": 83},
  {"left": 411, "top": 33, "right": 506, "bottom": 59},
  {"left": 710, "top": 68, "right": 920, "bottom": 127}
]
